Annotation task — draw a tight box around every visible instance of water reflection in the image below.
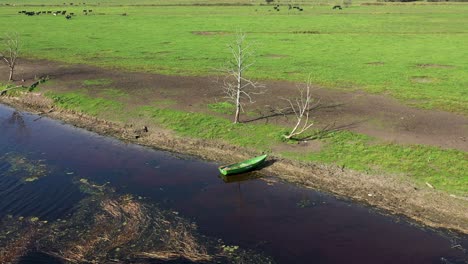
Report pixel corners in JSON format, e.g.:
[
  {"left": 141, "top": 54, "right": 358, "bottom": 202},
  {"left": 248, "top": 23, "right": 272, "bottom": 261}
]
[
  {"left": 0, "top": 104, "right": 467, "bottom": 264},
  {"left": 3, "top": 111, "right": 30, "bottom": 140}
]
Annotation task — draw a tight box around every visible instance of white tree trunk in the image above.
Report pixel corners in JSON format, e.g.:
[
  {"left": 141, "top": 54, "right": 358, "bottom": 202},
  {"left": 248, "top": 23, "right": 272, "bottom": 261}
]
[
  {"left": 8, "top": 67, "right": 13, "bottom": 81},
  {"left": 221, "top": 32, "right": 264, "bottom": 124}
]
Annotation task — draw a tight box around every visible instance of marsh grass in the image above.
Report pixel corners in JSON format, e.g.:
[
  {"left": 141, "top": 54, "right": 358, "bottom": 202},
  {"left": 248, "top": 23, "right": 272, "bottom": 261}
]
[
  {"left": 82, "top": 78, "right": 113, "bottom": 86},
  {"left": 0, "top": 216, "right": 40, "bottom": 264},
  {"left": 99, "top": 88, "right": 129, "bottom": 98},
  {"left": 46, "top": 91, "right": 123, "bottom": 116},
  {"left": 283, "top": 131, "right": 468, "bottom": 194},
  {"left": 0, "top": 179, "right": 273, "bottom": 263},
  {"left": 208, "top": 101, "right": 236, "bottom": 115}
]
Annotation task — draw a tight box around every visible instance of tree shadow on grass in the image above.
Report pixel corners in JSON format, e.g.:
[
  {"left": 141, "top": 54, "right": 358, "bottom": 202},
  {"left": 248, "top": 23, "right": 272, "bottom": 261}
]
[{"left": 243, "top": 102, "right": 345, "bottom": 125}]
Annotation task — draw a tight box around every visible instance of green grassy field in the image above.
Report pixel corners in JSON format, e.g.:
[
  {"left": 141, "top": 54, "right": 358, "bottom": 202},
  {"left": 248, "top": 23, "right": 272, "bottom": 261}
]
[
  {"left": 1, "top": 3, "right": 467, "bottom": 113},
  {"left": 0, "top": 0, "right": 391, "bottom": 6}
]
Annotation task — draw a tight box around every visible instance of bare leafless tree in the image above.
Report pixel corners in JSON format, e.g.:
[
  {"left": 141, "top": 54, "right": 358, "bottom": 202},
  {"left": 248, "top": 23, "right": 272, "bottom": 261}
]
[
  {"left": 222, "top": 32, "right": 264, "bottom": 124},
  {"left": 282, "top": 76, "right": 319, "bottom": 140},
  {"left": 0, "top": 32, "right": 21, "bottom": 81}
]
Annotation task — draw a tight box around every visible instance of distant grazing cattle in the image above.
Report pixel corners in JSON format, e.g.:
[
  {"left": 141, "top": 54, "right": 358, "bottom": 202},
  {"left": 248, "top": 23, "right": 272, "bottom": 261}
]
[
  {"left": 333, "top": 5, "right": 342, "bottom": 9},
  {"left": 66, "top": 14, "right": 72, "bottom": 19},
  {"left": 88, "top": 10, "right": 92, "bottom": 12},
  {"left": 83, "top": 9, "right": 87, "bottom": 12},
  {"left": 70, "top": 12, "right": 75, "bottom": 15},
  {"left": 47, "top": 11, "right": 52, "bottom": 13},
  {"left": 62, "top": 11, "right": 67, "bottom": 14}
]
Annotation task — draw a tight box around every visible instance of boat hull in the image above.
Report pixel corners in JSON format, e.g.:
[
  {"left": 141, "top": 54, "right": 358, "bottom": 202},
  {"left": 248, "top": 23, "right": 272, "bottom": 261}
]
[{"left": 218, "top": 154, "right": 267, "bottom": 176}]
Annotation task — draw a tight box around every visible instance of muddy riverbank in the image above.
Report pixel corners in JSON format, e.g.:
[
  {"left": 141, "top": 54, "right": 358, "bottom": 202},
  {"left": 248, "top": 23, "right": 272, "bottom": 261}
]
[{"left": 1, "top": 94, "right": 467, "bottom": 234}]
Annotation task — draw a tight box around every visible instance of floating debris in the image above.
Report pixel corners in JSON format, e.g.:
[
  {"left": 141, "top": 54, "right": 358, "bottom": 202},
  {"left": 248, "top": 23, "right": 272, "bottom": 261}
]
[{"left": 0, "top": 152, "right": 50, "bottom": 182}]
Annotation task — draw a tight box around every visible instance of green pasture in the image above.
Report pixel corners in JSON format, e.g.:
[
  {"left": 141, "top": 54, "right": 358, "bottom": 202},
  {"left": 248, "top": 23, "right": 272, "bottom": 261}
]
[
  {"left": 0, "top": 4, "right": 467, "bottom": 113},
  {"left": 45, "top": 90, "right": 468, "bottom": 195},
  {"left": 0, "top": 0, "right": 389, "bottom": 6}
]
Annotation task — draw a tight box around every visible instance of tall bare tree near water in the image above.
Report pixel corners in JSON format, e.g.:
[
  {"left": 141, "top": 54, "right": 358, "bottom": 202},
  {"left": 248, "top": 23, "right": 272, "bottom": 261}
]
[
  {"left": 222, "top": 32, "right": 264, "bottom": 124},
  {"left": 0, "top": 32, "right": 21, "bottom": 81}
]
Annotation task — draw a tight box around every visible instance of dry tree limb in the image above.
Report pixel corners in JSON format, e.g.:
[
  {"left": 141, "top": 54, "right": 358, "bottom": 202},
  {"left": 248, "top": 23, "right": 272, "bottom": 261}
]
[
  {"left": 0, "top": 85, "right": 24, "bottom": 96},
  {"left": 281, "top": 76, "right": 319, "bottom": 140}
]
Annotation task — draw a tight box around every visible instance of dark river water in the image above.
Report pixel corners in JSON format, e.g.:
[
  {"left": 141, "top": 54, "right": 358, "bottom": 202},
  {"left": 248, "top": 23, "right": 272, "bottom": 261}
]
[{"left": 0, "top": 103, "right": 467, "bottom": 264}]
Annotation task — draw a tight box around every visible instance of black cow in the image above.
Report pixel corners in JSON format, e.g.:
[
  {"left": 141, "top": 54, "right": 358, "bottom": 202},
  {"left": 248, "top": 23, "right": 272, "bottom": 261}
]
[
  {"left": 66, "top": 14, "right": 72, "bottom": 19},
  {"left": 333, "top": 5, "right": 342, "bottom": 9},
  {"left": 62, "top": 11, "right": 67, "bottom": 15}
]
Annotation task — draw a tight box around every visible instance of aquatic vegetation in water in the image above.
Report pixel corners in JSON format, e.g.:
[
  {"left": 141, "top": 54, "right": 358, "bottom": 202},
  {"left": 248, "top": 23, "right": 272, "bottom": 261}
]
[
  {"left": 0, "top": 152, "right": 49, "bottom": 182},
  {"left": 0, "top": 216, "right": 45, "bottom": 264},
  {"left": 0, "top": 179, "right": 274, "bottom": 263},
  {"left": 296, "top": 199, "right": 313, "bottom": 208}
]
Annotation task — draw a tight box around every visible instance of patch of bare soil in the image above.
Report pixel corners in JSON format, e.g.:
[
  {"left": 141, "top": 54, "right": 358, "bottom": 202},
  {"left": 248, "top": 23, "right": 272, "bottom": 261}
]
[
  {"left": 263, "top": 54, "right": 289, "bottom": 59},
  {"left": 192, "top": 31, "right": 229, "bottom": 35},
  {"left": 411, "top": 76, "right": 435, "bottom": 83},
  {"left": 416, "top": 63, "right": 455, "bottom": 69},
  {"left": 366, "top": 61, "right": 385, "bottom": 66},
  {"left": 1, "top": 94, "right": 468, "bottom": 235}
]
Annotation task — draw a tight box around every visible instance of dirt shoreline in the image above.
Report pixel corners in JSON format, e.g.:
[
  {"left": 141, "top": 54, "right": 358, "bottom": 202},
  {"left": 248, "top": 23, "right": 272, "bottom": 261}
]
[{"left": 1, "top": 95, "right": 467, "bottom": 235}]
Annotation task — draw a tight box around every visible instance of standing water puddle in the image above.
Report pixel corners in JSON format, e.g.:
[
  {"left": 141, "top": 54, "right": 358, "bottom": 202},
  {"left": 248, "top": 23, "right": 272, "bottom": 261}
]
[{"left": 0, "top": 104, "right": 467, "bottom": 264}]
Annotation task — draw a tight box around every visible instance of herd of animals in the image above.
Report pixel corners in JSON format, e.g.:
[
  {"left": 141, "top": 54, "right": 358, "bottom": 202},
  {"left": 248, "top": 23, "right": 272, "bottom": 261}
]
[
  {"left": 269, "top": 4, "right": 344, "bottom": 12},
  {"left": 15, "top": 3, "right": 344, "bottom": 19},
  {"left": 18, "top": 9, "right": 92, "bottom": 19},
  {"left": 272, "top": 4, "right": 305, "bottom": 11}
]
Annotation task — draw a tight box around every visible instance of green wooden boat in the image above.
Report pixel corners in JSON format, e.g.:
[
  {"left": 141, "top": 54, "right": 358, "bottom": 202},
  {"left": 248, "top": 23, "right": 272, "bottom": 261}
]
[{"left": 218, "top": 154, "right": 267, "bottom": 176}]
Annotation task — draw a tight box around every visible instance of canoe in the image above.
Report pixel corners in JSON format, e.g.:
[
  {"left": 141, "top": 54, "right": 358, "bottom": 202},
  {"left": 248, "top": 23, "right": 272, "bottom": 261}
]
[{"left": 218, "top": 154, "right": 267, "bottom": 176}]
